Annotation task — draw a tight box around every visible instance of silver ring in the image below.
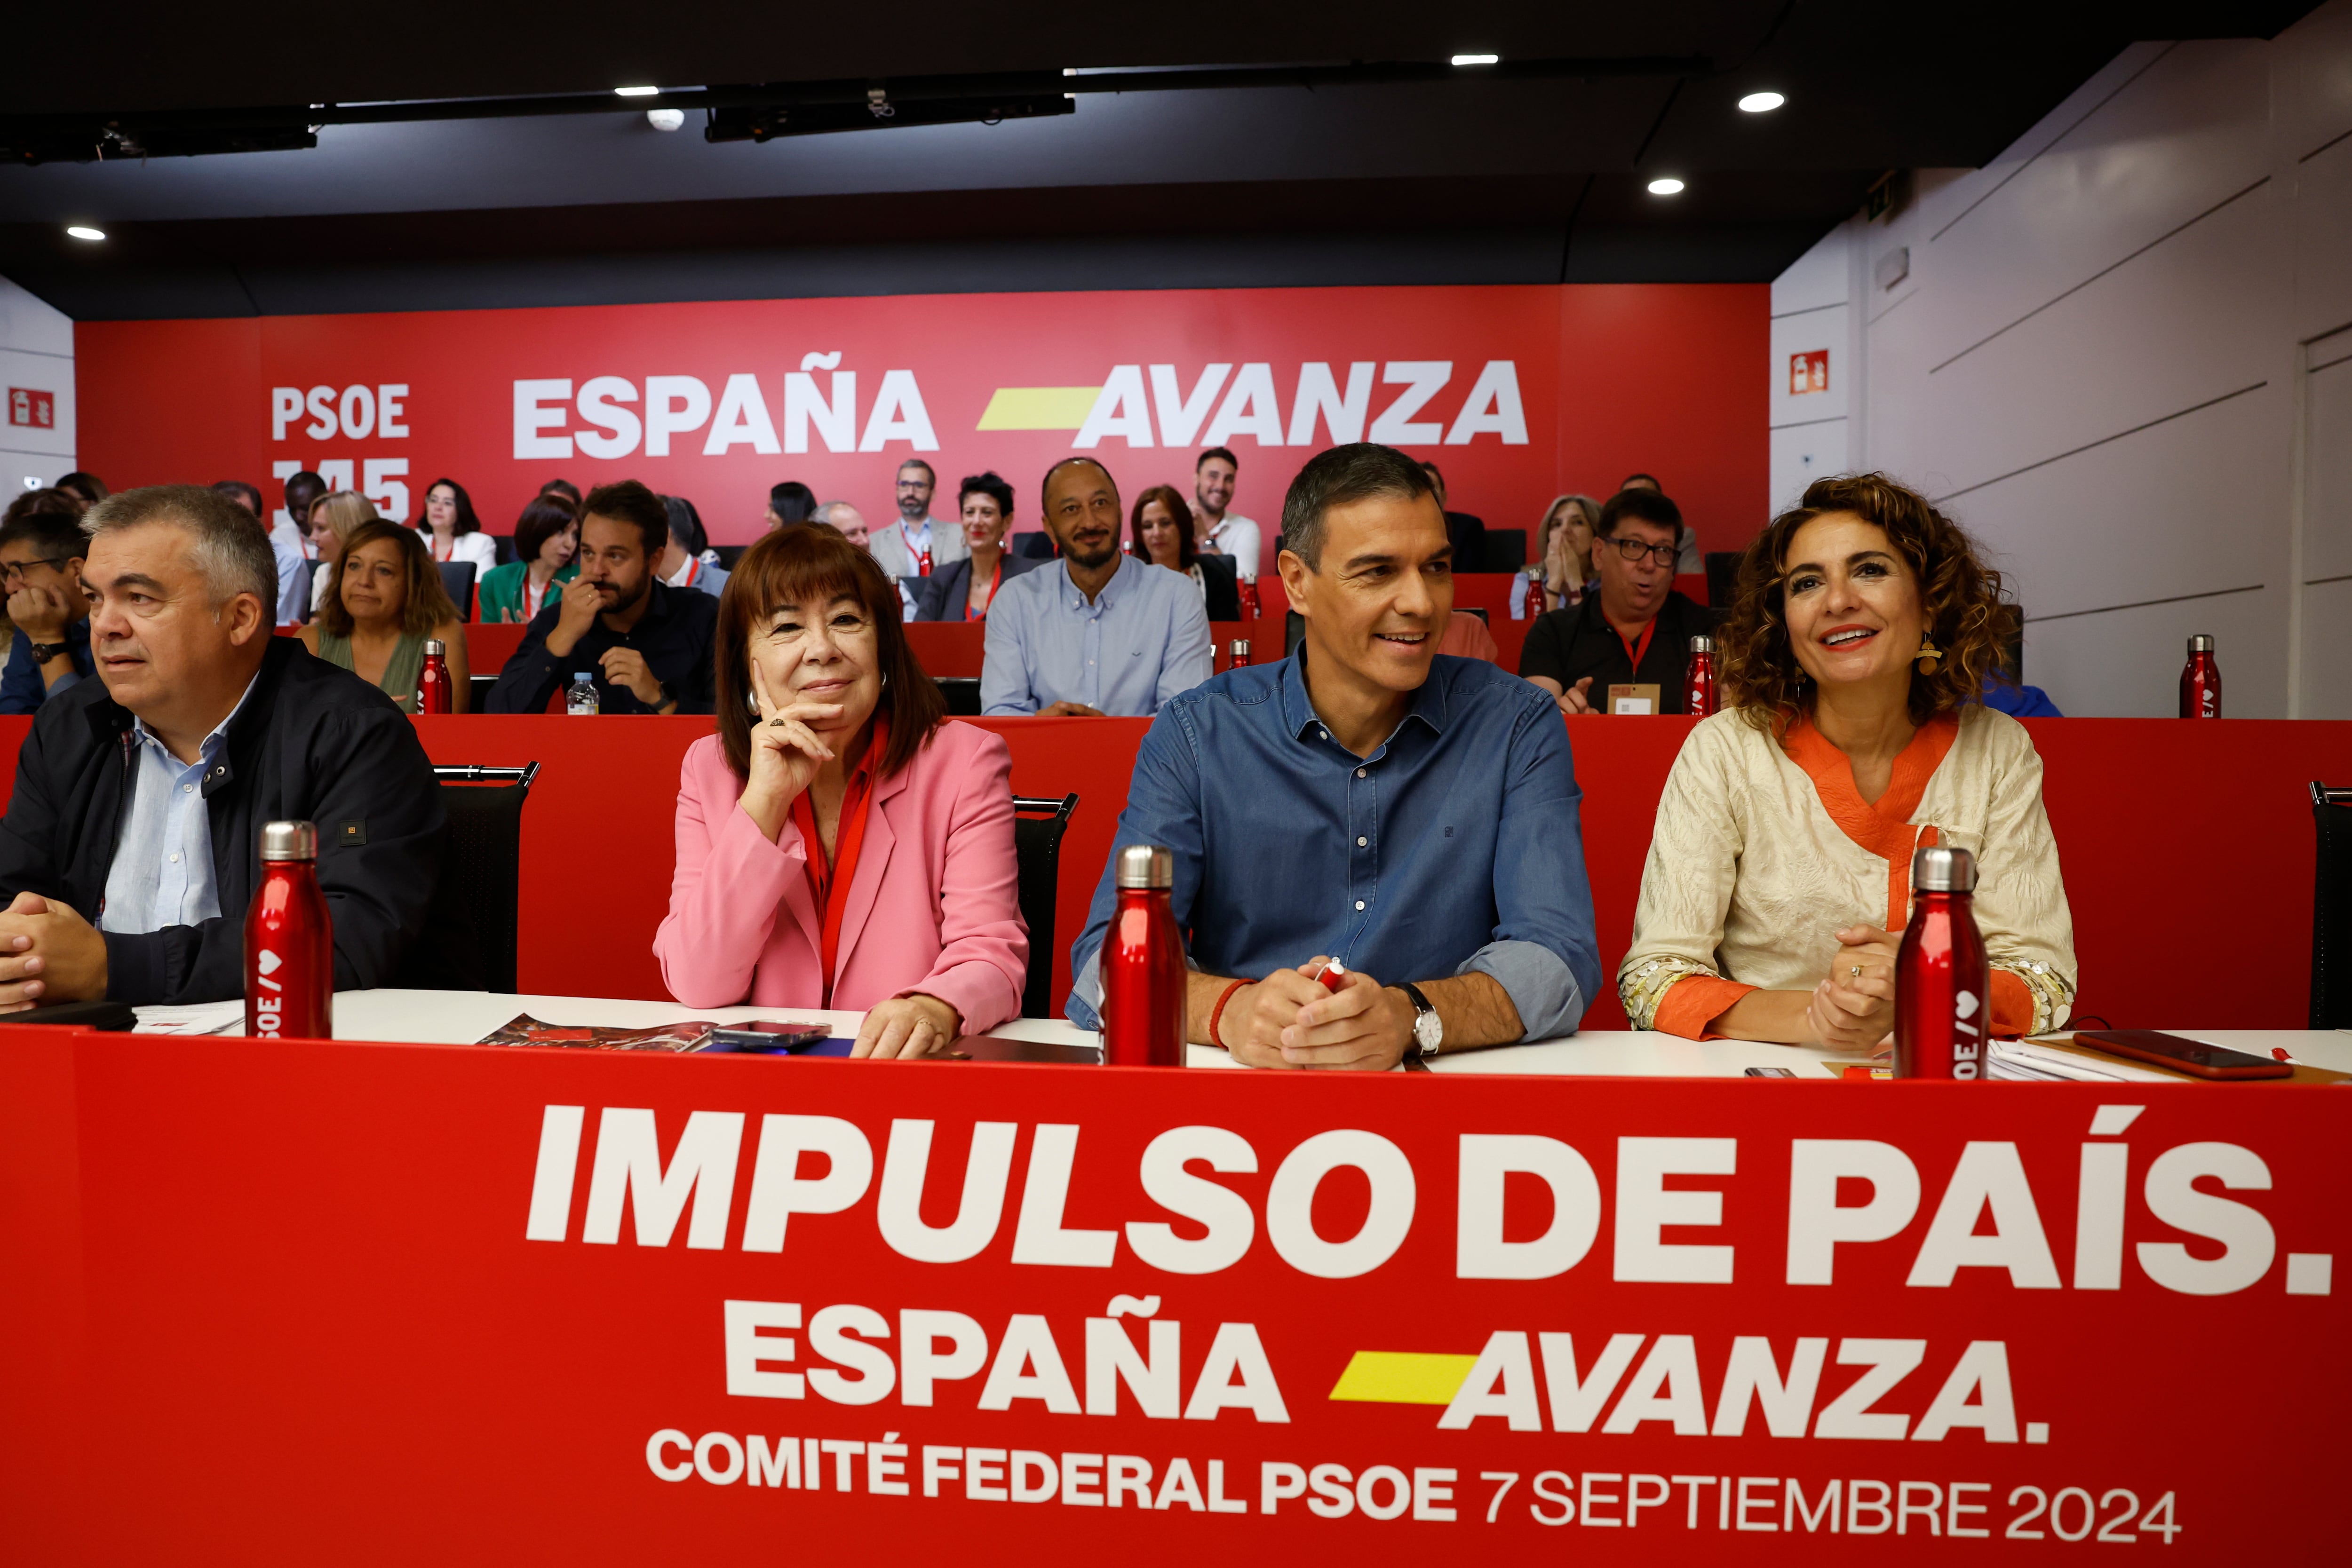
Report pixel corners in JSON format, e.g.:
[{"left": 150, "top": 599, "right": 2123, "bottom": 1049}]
[{"left": 1850, "top": 964, "right": 1863, "bottom": 978}]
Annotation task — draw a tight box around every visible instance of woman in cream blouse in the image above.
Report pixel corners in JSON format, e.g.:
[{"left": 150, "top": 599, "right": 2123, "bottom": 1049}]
[{"left": 1620, "top": 473, "right": 2075, "bottom": 1050}]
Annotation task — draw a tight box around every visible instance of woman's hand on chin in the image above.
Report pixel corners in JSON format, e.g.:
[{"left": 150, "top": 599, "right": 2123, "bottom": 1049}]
[{"left": 853, "top": 993, "right": 963, "bottom": 1059}]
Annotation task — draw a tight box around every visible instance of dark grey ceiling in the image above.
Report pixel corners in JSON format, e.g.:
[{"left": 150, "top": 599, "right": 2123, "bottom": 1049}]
[{"left": 0, "top": 1, "right": 2316, "bottom": 319}]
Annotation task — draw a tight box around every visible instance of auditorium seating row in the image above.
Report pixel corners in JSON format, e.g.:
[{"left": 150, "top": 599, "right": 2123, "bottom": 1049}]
[{"left": 0, "top": 713, "right": 2337, "bottom": 1032}]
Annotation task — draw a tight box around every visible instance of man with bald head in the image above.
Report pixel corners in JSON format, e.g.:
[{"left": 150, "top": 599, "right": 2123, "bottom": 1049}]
[{"left": 980, "top": 457, "right": 1211, "bottom": 716}]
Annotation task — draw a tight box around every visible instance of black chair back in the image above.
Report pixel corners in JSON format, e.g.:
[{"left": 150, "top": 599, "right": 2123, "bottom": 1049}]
[
  {"left": 1703, "top": 551, "right": 1743, "bottom": 610},
  {"left": 489, "top": 532, "right": 516, "bottom": 567},
  {"left": 1011, "top": 531, "right": 1060, "bottom": 561},
  {"left": 469, "top": 673, "right": 497, "bottom": 710},
  {"left": 409, "top": 763, "right": 540, "bottom": 994},
  {"left": 1196, "top": 553, "right": 1243, "bottom": 621},
  {"left": 714, "top": 544, "right": 748, "bottom": 570},
  {"left": 1480, "top": 529, "right": 1527, "bottom": 573},
  {"left": 1012, "top": 793, "right": 1079, "bottom": 1018},
  {"left": 2312, "top": 783, "right": 2352, "bottom": 1027},
  {"left": 937, "top": 677, "right": 983, "bottom": 716},
  {"left": 438, "top": 562, "right": 478, "bottom": 621}
]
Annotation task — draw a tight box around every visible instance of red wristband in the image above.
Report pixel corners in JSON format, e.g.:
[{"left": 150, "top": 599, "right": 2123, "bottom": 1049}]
[{"left": 1208, "top": 978, "right": 1252, "bottom": 1050}]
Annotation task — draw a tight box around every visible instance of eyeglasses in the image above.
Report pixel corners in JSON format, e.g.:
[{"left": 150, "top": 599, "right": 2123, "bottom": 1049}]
[
  {"left": 895, "top": 478, "right": 931, "bottom": 490},
  {"left": 0, "top": 557, "right": 67, "bottom": 584},
  {"left": 1604, "top": 537, "right": 1679, "bottom": 567}
]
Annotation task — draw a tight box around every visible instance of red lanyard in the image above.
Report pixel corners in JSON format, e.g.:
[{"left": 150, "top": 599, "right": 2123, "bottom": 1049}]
[
  {"left": 785, "top": 715, "right": 890, "bottom": 1007},
  {"left": 965, "top": 558, "right": 1003, "bottom": 621},
  {"left": 677, "top": 556, "right": 701, "bottom": 588},
  {"left": 1616, "top": 617, "right": 1657, "bottom": 673}
]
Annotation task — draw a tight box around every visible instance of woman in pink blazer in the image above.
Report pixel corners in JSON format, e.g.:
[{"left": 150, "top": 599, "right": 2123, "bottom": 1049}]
[{"left": 655, "top": 525, "right": 1028, "bottom": 1056}]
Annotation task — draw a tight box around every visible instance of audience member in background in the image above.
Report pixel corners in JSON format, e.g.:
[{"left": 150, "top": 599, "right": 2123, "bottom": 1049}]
[
  {"left": 1618, "top": 471, "right": 1702, "bottom": 573},
  {"left": 415, "top": 477, "right": 499, "bottom": 573},
  {"left": 1190, "top": 447, "right": 1262, "bottom": 585},
  {"left": 1416, "top": 459, "right": 1489, "bottom": 572},
  {"left": 868, "top": 459, "right": 967, "bottom": 578},
  {"left": 281, "top": 470, "right": 326, "bottom": 556},
  {"left": 655, "top": 525, "right": 1027, "bottom": 1054},
  {"left": 982, "top": 458, "right": 1212, "bottom": 718},
  {"left": 765, "top": 481, "right": 819, "bottom": 530},
  {"left": 0, "top": 502, "right": 94, "bottom": 714},
  {"left": 477, "top": 494, "right": 580, "bottom": 624},
  {"left": 213, "top": 480, "right": 310, "bottom": 625},
  {"left": 0, "top": 485, "right": 444, "bottom": 1008},
  {"left": 911, "top": 471, "right": 1041, "bottom": 621},
  {"left": 1519, "top": 488, "right": 1717, "bottom": 715},
  {"left": 1067, "top": 443, "right": 1601, "bottom": 1067},
  {"left": 1132, "top": 483, "right": 1242, "bottom": 620},
  {"left": 1620, "top": 472, "right": 2077, "bottom": 1048},
  {"left": 657, "top": 494, "right": 729, "bottom": 599},
  {"left": 539, "top": 478, "right": 582, "bottom": 507},
  {"left": 301, "top": 520, "right": 470, "bottom": 713},
  {"left": 1438, "top": 611, "right": 1502, "bottom": 665},
  {"left": 487, "top": 479, "right": 716, "bottom": 715},
  {"left": 53, "top": 472, "right": 107, "bottom": 507},
  {"left": 1536, "top": 493, "right": 1600, "bottom": 605},
  {"left": 819, "top": 500, "right": 870, "bottom": 550},
  {"left": 306, "top": 491, "right": 380, "bottom": 615}
]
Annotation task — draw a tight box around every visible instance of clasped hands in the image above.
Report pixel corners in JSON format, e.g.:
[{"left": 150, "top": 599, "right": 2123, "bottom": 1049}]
[
  {"left": 1216, "top": 958, "right": 1416, "bottom": 1071},
  {"left": 1807, "top": 924, "right": 1900, "bottom": 1053},
  {"left": 0, "top": 890, "right": 108, "bottom": 1012}
]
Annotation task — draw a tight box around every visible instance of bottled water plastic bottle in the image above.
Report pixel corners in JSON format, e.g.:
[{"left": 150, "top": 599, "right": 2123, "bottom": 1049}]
[{"left": 566, "top": 672, "right": 600, "bottom": 715}]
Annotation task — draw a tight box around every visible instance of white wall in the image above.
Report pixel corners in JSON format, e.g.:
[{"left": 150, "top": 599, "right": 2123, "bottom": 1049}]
[
  {"left": 0, "top": 274, "right": 75, "bottom": 496},
  {"left": 1771, "top": 1, "right": 2352, "bottom": 718}
]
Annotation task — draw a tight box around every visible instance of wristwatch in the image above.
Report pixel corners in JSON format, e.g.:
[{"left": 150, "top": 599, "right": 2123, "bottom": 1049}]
[
  {"left": 26, "top": 641, "right": 70, "bottom": 664},
  {"left": 1398, "top": 981, "right": 1442, "bottom": 1057}
]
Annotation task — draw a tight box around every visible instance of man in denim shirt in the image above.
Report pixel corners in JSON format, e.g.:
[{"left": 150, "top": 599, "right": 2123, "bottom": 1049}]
[
  {"left": 0, "top": 505, "right": 95, "bottom": 714},
  {"left": 1068, "top": 443, "right": 1600, "bottom": 1070}
]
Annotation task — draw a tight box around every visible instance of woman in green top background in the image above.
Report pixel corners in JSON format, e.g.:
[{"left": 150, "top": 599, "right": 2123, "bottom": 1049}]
[
  {"left": 302, "top": 519, "right": 471, "bottom": 712},
  {"left": 476, "top": 493, "right": 580, "bottom": 624}
]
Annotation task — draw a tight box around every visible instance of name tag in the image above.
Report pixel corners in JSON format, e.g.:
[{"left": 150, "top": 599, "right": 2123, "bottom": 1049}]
[{"left": 1608, "top": 683, "right": 1661, "bottom": 715}]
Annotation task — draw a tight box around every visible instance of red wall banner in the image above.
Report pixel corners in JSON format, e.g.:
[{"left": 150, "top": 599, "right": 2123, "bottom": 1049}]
[
  {"left": 1, "top": 1027, "right": 2341, "bottom": 1562},
  {"left": 72, "top": 284, "right": 1766, "bottom": 567}
]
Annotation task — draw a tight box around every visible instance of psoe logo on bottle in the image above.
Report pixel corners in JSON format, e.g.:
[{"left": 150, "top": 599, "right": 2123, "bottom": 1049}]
[{"left": 253, "top": 949, "right": 286, "bottom": 1037}]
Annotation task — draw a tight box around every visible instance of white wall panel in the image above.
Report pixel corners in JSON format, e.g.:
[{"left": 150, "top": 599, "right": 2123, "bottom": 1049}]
[
  {"left": 0, "top": 275, "right": 74, "bottom": 493},
  {"left": 2024, "top": 579, "right": 2283, "bottom": 721},
  {"left": 1768, "top": 416, "right": 1848, "bottom": 515}
]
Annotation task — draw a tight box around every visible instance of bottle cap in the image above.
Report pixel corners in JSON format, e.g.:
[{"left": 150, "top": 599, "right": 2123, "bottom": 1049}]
[
  {"left": 2189, "top": 634, "right": 2214, "bottom": 653},
  {"left": 1690, "top": 634, "right": 1715, "bottom": 653},
  {"left": 574, "top": 672, "right": 594, "bottom": 682},
  {"left": 424, "top": 638, "right": 445, "bottom": 656},
  {"left": 260, "top": 820, "right": 318, "bottom": 861},
  {"left": 1912, "top": 843, "right": 1976, "bottom": 893},
  {"left": 1116, "top": 844, "right": 1175, "bottom": 890},
  {"left": 1230, "top": 639, "right": 1251, "bottom": 656}
]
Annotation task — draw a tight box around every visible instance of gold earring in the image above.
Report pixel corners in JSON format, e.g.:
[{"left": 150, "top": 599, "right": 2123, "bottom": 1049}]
[{"left": 1915, "top": 635, "right": 1942, "bottom": 675}]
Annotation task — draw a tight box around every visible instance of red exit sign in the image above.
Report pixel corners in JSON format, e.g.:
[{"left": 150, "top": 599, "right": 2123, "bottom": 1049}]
[{"left": 8, "top": 388, "right": 55, "bottom": 429}]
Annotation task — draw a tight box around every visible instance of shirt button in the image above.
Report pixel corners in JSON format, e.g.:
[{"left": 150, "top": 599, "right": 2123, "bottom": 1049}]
[
  {"left": 1357, "top": 836, "right": 1368, "bottom": 847},
  {"left": 1320, "top": 729, "right": 1330, "bottom": 740},
  {"left": 183, "top": 783, "right": 194, "bottom": 793},
  {"left": 168, "top": 853, "right": 179, "bottom": 863},
  {"left": 1355, "top": 767, "right": 1367, "bottom": 778},
  {"left": 1354, "top": 900, "right": 1366, "bottom": 911}
]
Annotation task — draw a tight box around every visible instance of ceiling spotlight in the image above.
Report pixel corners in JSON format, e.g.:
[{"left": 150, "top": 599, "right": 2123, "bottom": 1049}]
[
  {"left": 1646, "top": 177, "right": 1685, "bottom": 196},
  {"left": 646, "top": 108, "right": 685, "bottom": 132},
  {"left": 65, "top": 225, "right": 106, "bottom": 241},
  {"left": 1451, "top": 53, "right": 1500, "bottom": 66},
  {"left": 1738, "top": 90, "right": 1787, "bottom": 113},
  {"left": 614, "top": 85, "right": 660, "bottom": 98}
]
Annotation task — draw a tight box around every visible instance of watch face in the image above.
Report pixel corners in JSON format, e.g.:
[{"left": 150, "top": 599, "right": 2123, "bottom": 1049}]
[{"left": 1413, "top": 1004, "right": 1443, "bottom": 1053}]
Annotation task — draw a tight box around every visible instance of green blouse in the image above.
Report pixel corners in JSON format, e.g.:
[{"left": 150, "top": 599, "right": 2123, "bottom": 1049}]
[
  {"left": 317, "top": 629, "right": 427, "bottom": 713},
  {"left": 477, "top": 560, "right": 579, "bottom": 624}
]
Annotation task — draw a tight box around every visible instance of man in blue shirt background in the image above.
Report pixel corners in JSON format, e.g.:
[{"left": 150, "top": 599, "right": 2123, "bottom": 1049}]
[
  {"left": 1068, "top": 443, "right": 1601, "bottom": 1070},
  {"left": 981, "top": 457, "right": 1211, "bottom": 717},
  {"left": 0, "top": 502, "right": 95, "bottom": 714}
]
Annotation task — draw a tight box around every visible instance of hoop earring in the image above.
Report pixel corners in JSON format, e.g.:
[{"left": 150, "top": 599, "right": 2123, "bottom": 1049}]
[
  {"left": 1915, "top": 635, "right": 1943, "bottom": 675},
  {"left": 745, "top": 689, "right": 759, "bottom": 717},
  {"left": 881, "top": 669, "right": 890, "bottom": 691}
]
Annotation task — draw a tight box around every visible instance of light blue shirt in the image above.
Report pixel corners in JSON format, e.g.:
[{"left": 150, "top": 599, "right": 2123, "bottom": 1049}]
[
  {"left": 271, "top": 536, "right": 310, "bottom": 626},
  {"left": 980, "top": 553, "right": 1213, "bottom": 716},
  {"left": 101, "top": 676, "right": 262, "bottom": 936}
]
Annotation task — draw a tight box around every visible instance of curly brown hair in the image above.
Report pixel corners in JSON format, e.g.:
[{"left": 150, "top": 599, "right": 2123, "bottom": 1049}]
[{"left": 1718, "top": 472, "right": 2008, "bottom": 729}]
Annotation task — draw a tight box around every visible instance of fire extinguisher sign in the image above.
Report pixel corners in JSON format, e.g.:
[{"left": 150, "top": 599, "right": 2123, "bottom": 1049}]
[{"left": 7, "top": 388, "right": 56, "bottom": 428}]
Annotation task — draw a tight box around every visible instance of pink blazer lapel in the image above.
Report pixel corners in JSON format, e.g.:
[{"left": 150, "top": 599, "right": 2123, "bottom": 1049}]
[
  {"left": 776, "top": 817, "right": 824, "bottom": 956},
  {"left": 834, "top": 766, "right": 908, "bottom": 971}
]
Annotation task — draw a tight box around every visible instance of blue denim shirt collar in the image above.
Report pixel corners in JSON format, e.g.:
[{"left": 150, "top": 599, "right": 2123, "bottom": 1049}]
[{"left": 1275, "top": 641, "right": 1453, "bottom": 753}]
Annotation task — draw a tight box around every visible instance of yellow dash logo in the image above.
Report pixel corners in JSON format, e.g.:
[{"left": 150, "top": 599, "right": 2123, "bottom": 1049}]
[
  {"left": 1328, "top": 1351, "right": 1480, "bottom": 1406},
  {"left": 976, "top": 387, "right": 1102, "bottom": 431}
]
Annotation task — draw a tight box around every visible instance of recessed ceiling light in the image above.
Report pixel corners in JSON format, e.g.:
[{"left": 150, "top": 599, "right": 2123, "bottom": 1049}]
[
  {"left": 1646, "top": 177, "right": 1685, "bottom": 196},
  {"left": 613, "top": 85, "right": 660, "bottom": 98},
  {"left": 645, "top": 108, "right": 685, "bottom": 132},
  {"left": 65, "top": 225, "right": 106, "bottom": 241},
  {"left": 1738, "top": 90, "right": 1786, "bottom": 113},
  {"left": 1451, "top": 53, "right": 1500, "bottom": 66}
]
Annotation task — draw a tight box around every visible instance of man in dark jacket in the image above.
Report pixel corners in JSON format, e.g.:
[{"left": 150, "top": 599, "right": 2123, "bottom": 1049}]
[
  {"left": 1518, "top": 487, "right": 1719, "bottom": 714},
  {"left": 0, "top": 485, "right": 444, "bottom": 1008}
]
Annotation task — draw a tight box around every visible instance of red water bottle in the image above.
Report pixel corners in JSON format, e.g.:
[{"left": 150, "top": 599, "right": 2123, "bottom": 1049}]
[
  {"left": 1239, "top": 578, "right": 1262, "bottom": 621},
  {"left": 1894, "top": 845, "right": 1989, "bottom": 1079},
  {"left": 1101, "top": 845, "right": 1185, "bottom": 1067},
  {"left": 1685, "top": 634, "right": 1718, "bottom": 718},
  {"left": 1229, "top": 638, "right": 1252, "bottom": 669},
  {"left": 2180, "top": 634, "right": 2219, "bottom": 719},
  {"left": 417, "top": 637, "right": 452, "bottom": 713},
  {"left": 246, "top": 821, "right": 334, "bottom": 1039},
  {"left": 917, "top": 545, "right": 934, "bottom": 576},
  {"left": 1524, "top": 569, "right": 1548, "bottom": 617}
]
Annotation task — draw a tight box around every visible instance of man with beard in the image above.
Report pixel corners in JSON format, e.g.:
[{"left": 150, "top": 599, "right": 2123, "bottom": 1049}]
[
  {"left": 980, "top": 458, "right": 1211, "bottom": 717},
  {"left": 866, "top": 459, "right": 968, "bottom": 579},
  {"left": 487, "top": 479, "right": 718, "bottom": 715}
]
